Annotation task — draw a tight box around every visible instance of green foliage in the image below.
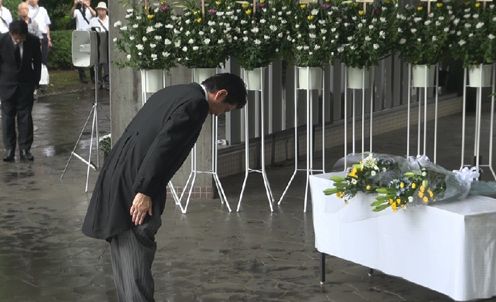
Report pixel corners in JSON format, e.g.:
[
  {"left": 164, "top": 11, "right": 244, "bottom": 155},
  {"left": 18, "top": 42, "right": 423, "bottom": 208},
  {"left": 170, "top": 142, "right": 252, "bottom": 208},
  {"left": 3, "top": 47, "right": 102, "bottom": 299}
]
[{"left": 47, "top": 30, "right": 73, "bottom": 69}]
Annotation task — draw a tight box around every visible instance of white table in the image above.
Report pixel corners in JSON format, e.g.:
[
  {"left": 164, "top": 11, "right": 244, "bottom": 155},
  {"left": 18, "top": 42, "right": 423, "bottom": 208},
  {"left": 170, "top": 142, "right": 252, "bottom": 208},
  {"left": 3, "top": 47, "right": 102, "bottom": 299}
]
[{"left": 310, "top": 172, "right": 496, "bottom": 301}]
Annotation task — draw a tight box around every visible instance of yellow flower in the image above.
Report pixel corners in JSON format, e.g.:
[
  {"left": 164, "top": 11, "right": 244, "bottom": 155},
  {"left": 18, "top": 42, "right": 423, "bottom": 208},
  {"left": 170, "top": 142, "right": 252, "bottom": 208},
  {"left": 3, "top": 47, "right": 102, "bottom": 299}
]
[
  {"left": 194, "top": 10, "right": 201, "bottom": 15},
  {"left": 245, "top": 8, "right": 252, "bottom": 15},
  {"left": 391, "top": 203, "right": 398, "bottom": 212},
  {"left": 423, "top": 196, "right": 429, "bottom": 203},
  {"left": 242, "top": 2, "right": 250, "bottom": 9},
  {"left": 388, "top": 198, "right": 394, "bottom": 205},
  {"left": 436, "top": 2, "right": 443, "bottom": 8},
  {"left": 420, "top": 185, "right": 425, "bottom": 192},
  {"left": 428, "top": 190, "right": 434, "bottom": 198},
  {"left": 396, "top": 198, "right": 401, "bottom": 204},
  {"left": 307, "top": 15, "right": 315, "bottom": 21},
  {"left": 348, "top": 167, "right": 358, "bottom": 178},
  {"left": 336, "top": 191, "right": 345, "bottom": 198},
  {"left": 417, "top": 6, "right": 423, "bottom": 11},
  {"left": 260, "top": 0, "right": 266, "bottom": 3},
  {"left": 400, "top": 182, "right": 405, "bottom": 189},
  {"left": 195, "top": 17, "right": 202, "bottom": 23},
  {"left": 299, "top": 3, "right": 307, "bottom": 9},
  {"left": 147, "top": 14, "right": 154, "bottom": 20},
  {"left": 475, "top": 2, "right": 481, "bottom": 8},
  {"left": 411, "top": 182, "right": 417, "bottom": 189},
  {"left": 215, "top": 0, "right": 222, "bottom": 5},
  {"left": 366, "top": 185, "right": 372, "bottom": 191},
  {"left": 358, "top": 10, "right": 365, "bottom": 16},
  {"left": 418, "top": 191, "right": 424, "bottom": 198}
]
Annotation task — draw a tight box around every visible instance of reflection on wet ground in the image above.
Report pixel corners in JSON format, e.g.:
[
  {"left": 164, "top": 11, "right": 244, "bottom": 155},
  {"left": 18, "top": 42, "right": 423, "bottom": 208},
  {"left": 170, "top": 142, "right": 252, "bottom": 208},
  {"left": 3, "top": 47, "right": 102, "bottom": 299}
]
[{"left": 0, "top": 90, "right": 495, "bottom": 301}]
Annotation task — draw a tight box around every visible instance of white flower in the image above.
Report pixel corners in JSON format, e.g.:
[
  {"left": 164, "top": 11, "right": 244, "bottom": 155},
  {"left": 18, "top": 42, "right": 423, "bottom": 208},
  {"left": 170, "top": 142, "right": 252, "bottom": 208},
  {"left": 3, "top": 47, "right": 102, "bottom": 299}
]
[
  {"left": 204, "top": 38, "right": 211, "bottom": 45},
  {"left": 476, "top": 22, "right": 484, "bottom": 29},
  {"left": 132, "top": 24, "right": 138, "bottom": 29},
  {"left": 303, "top": 45, "right": 309, "bottom": 50},
  {"left": 162, "top": 52, "right": 170, "bottom": 57},
  {"left": 182, "top": 46, "right": 188, "bottom": 52},
  {"left": 365, "top": 36, "right": 371, "bottom": 42},
  {"left": 368, "top": 25, "right": 374, "bottom": 30},
  {"left": 311, "top": 9, "right": 318, "bottom": 16},
  {"left": 414, "top": 17, "right": 422, "bottom": 23},
  {"left": 113, "top": 21, "right": 122, "bottom": 28},
  {"left": 243, "top": 37, "right": 248, "bottom": 42},
  {"left": 309, "top": 33, "right": 316, "bottom": 39},
  {"left": 473, "top": 14, "right": 479, "bottom": 19},
  {"left": 264, "top": 35, "right": 270, "bottom": 40},
  {"left": 165, "top": 24, "right": 174, "bottom": 29},
  {"left": 379, "top": 31, "right": 385, "bottom": 38},
  {"left": 192, "top": 46, "right": 199, "bottom": 51},
  {"left": 411, "top": 28, "right": 417, "bottom": 34},
  {"left": 337, "top": 47, "right": 344, "bottom": 53},
  {"left": 208, "top": 21, "right": 216, "bottom": 26},
  {"left": 424, "top": 20, "right": 431, "bottom": 26},
  {"left": 464, "top": 23, "right": 472, "bottom": 29},
  {"left": 154, "top": 36, "right": 162, "bottom": 41},
  {"left": 126, "top": 54, "right": 131, "bottom": 60},
  {"left": 373, "top": 44, "right": 379, "bottom": 50},
  {"left": 432, "top": 36, "right": 437, "bottom": 42},
  {"left": 351, "top": 179, "right": 357, "bottom": 185},
  {"left": 398, "top": 28, "right": 403, "bottom": 33},
  {"left": 314, "top": 45, "right": 320, "bottom": 50},
  {"left": 199, "top": 31, "right": 204, "bottom": 36},
  {"left": 142, "top": 36, "right": 147, "bottom": 42},
  {"left": 120, "top": 26, "right": 128, "bottom": 31},
  {"left": 188, "top": 38, "right": 194, "bottom": 44},
  {"left": 358, "top": 23, "right": 363, "bottom": 29},
  {"left": 380, "top": 17, "right": 386, "bottom": 23},
  {"left": 371, "top": 171, "right": 376, "bottom": 176},
  {"left": 408, "top": 196, "right": 414, "bottom": 203},
  {"left": 321, "top": 29, "right": 327, "bottom": 34},
  {"left": 260, "top": 19, "right": 266, "bottom": 24},
  {"left": 151, "top": 54, "right": 157, "bottom": 61},
  {"left": 309, "top": 24, "right": 316, "bottom": 29},
  {"left": 458, "top": 40, "right": 466, "bottom": 46},
  {"left": 136, "top": 16, "right": 141, "bottom": 20},
  {"left": 164, "top": 39, "right": 172, "bottom": 45},
  {"left": 254, "top": 39, "right": 261, "bottom": 45},
  {"left": 251, "top": 27, "right": 259, "bottom": 34},
  {"left": 453, "top": 18, "right": 460, "bottom": 25},
  {"left": 218, "top": 39, "right": 224, "bottom": 44},
  {"left": 489, "top": 34, "right": 495, "bottom": 40},
  {"left": 210, "top": 28, "right": 216, "bottom": 34},
  {"left": 113, "top": 37, "right": 117, "bottom": 42},
  {"left": 150, "top": 43, "right": 156, "bottom": 49},
  {"left": 444, "top": 27, "right": 449, "bottom": 33},
  {"left": 270, "top": 25, "right": 277, "bottom": 32},
  {"left": 136, "top": 44, "right": 144, "bottom": 51},
  {"left": 154, "top": 22, "right": 163, "bottom": 29},
  {"left": 126, "top": 9, "right": 133, "bottom": 14},
  {"left": 174, "top": 41, "right": 180, "bottom": 47},
  {"left": 296, "top": 46, "right": 302, "bottom": 51}
]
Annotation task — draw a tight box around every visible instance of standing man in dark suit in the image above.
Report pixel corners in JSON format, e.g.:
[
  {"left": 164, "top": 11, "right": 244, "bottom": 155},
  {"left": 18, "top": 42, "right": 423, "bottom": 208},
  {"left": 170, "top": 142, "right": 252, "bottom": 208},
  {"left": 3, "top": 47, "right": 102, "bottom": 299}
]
[
  {"left": 0, "top": 20, "right": 41, "bottom": 162},
  {"left": 82, "top": 73, "right": 247, "bottom": 301}
]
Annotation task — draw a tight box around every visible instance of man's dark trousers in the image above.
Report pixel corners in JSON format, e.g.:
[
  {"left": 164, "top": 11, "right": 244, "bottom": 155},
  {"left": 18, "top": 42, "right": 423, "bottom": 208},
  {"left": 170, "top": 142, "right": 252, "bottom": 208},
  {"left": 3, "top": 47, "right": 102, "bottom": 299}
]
[{"left": 1, "top": 83, "right": 35, "bottom": 152}]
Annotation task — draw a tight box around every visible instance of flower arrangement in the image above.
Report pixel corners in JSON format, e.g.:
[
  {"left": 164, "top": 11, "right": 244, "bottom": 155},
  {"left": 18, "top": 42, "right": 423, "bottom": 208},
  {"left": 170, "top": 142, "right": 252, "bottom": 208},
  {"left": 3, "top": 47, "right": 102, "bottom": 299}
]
[
  {"left": 338, "top": 0, "right": 398, "bottom": 68},
  {"left": 229, "top": 0, "right": 291, "bottom": 70},
  {"left": 372, "top": 167, "right": 447, "bottom": 212},
  {"left": 288, "top": 1, "right": 333, "bottom": 67},
  {"left": 450, "top": 0, "right": 496, "bottom": 67},
  {"left": 173, "top": 0, "right": 233, "bottom": 68},
  {"left": 323, "top": 154, "right": 399, "bottom": 203},
  {"left": 114, "top": 1, "right": 177, "bottom": 70},
  {"left": 324, "top": 154, "right": 448, "bottom": 212},
  {"left": 396, "top": 1, "right": 454, "bottom": 65}
]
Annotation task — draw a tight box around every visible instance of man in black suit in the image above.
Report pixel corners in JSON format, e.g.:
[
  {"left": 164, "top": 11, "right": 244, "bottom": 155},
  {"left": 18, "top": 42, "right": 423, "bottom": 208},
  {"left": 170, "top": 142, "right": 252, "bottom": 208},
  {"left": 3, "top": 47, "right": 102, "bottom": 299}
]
[
  {"left": 0, "top": 20, "right": 41, "bottom": 162},
  {"left": 82, "top": 73, "right": 247, "bottom": 301}
]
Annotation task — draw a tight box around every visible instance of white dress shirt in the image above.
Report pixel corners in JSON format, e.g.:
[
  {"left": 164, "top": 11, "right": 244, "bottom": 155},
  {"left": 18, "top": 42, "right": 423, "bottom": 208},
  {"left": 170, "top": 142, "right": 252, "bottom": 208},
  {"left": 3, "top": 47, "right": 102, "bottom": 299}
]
[
  {"left": 28, "top": 5, "right": 51, "bottom": 34},
  {"left": 0, "top": 6, "right": 13, "bottom": 34},
  {"left": 89, "top": 15, "right": 109, "bottom": 32},
  {"left": 74, "top": 7, "right": 93, "bottom": 31}
]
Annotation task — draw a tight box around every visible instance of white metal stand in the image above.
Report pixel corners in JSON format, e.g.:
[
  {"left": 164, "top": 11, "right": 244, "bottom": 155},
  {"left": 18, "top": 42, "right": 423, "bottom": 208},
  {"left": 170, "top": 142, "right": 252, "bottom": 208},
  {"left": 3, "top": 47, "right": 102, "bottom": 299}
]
[
  {"left": 406, "top": 64, "right": 439, "bottom": 162},
  {"left": 237, "top": 67, "right": 275, "bottom": 212},
  {"left": 460, "top": 64, "right": 496, "bottom": 179},
  {"left": 139, "top": 69, "right": 181, "bottom": 204},
  {"left": 278, "top": 66, "right": 326, "bottom": 212},
  {"left": 61, "top": 64, "right": 101, "bottom": 192},
  {"left": 343, "top": 66, "right": 375, "bottom": 170},
  {"left": 179, "top": 68, "right": 231, "bottom": 213}
]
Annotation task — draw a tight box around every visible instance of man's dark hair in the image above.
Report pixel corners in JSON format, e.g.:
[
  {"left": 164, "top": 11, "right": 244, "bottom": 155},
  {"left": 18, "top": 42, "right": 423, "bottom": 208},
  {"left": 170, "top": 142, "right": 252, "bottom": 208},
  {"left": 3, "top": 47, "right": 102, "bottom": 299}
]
[
  {"left": 9, "top": 20, "right": 28, "bottom": 36},
  {"left": 202, "top": 73, "right": 247, "bottom": 109}
]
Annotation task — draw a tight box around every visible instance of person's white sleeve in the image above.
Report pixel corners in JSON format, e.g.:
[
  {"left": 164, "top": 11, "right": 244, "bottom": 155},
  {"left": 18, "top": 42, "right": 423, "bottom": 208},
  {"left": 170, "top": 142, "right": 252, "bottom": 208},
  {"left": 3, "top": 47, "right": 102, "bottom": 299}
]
[
  {"left": 89, "top": 18, "right": 97, "bottom": 28},
  {"left": 5, "top": 9, "right": 12, "bottom": 24},
  {"left": 73, "top": 10, "right": 78, "bottom": 19},
  {"left": 44, "top": 8, "right": 51, "bottom": 25}
]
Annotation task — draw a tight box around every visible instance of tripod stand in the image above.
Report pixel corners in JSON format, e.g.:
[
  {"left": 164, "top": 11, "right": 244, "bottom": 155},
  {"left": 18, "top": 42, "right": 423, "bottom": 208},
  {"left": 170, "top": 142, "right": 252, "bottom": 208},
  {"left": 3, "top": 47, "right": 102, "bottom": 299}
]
[{"left": 60, "top": 63, "right": 101, "bottom": 192}]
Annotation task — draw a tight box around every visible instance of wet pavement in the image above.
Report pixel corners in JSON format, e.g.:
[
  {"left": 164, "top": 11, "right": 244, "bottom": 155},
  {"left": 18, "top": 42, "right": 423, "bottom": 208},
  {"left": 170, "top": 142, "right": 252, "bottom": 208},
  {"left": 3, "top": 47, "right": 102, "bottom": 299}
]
[{"left": 0, "top": 90, "right": 496, "bottom": 302}]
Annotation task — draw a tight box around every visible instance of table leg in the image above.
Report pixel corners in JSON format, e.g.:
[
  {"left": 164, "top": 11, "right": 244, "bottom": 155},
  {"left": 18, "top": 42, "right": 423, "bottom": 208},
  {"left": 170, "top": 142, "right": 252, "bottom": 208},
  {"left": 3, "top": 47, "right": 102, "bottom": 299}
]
[{"left": 320, "top": 253, "right": 326, "bottom": 285}]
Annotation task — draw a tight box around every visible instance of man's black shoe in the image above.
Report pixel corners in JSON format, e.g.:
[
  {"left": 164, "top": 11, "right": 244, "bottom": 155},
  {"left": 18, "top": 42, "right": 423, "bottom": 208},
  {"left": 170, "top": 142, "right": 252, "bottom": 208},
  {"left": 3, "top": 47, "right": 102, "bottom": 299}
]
[
  {"left": 20, "top": 149, "right": 34, "bottom": 161},
  {"left": 3, "top": 149, "right": 15, "bottom": 162}
]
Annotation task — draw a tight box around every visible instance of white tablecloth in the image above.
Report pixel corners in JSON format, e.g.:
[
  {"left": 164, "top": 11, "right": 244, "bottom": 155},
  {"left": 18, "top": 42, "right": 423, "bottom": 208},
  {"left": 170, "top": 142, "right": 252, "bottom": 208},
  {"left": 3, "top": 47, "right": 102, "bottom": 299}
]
[{"left": 310, "top": 172, "right": 496, "bottom": 301}]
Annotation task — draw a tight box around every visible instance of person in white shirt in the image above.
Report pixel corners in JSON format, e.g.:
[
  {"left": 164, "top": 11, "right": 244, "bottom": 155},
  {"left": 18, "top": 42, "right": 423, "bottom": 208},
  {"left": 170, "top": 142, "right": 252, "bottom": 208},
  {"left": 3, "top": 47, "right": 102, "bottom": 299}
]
[
  {"left": 27, "top": 0, "right": 51, "bottom": 66},
  {"left": 71, "top": 0, "right": 96, "bottom": 83},
  {"left": 0, "top": 0, "right": 13, "bottom": 34},
  {"left": 18, "top": 2, "right": 42, "bottom": 39},
  {"left": 89, "top": 2, "right": 109, "bottom": 89}
]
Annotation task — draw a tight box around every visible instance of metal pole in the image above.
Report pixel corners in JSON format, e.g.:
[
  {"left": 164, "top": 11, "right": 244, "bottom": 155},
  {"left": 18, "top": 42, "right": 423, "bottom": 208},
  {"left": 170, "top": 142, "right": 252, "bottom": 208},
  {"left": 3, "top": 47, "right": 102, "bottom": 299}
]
[
  {"left": 361, "top": 70, "right": 365, "bottom": 159},
  {"left": 417, "top": 87, "right": 421, "bottom": 156},
  {"left": 423, "top": 65, "right": 428, "bottom": 156},
  {"left": 322, "top": 66, "right": 326, "bottom": 173},
  {"left": 344, "top": 67, "right": 348, "bottom": 170},
  {"left": 461, "top": 69, "right": 467, "bottom": 168},
  {"left": 407, "top": 64, "right": 411, "bottom": 157},
  {"left": 369, "top": 66, "right": 374, "bottom": 153},
  {"left": 434, "top": 65, "right": 439, "bottom": 163},
  {"left": 304, "top": 67, "right": 311, "bottom": 212},
  {"left": 352, "top": 89, "right": 356, "bottom": 154}
]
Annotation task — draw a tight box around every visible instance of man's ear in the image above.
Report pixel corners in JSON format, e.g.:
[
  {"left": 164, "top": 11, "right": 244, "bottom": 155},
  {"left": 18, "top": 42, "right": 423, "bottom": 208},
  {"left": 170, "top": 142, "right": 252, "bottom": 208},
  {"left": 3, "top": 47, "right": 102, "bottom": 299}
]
[{"left": 215, "top": 89, "right": 228, "bottom": 101}]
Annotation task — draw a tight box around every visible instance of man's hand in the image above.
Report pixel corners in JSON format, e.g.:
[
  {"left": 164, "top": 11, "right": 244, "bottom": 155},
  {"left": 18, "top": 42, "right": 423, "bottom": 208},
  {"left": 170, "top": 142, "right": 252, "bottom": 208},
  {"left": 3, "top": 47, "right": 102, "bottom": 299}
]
[{"left": 130, "top": 193, "right": 152, "bottom": 225}]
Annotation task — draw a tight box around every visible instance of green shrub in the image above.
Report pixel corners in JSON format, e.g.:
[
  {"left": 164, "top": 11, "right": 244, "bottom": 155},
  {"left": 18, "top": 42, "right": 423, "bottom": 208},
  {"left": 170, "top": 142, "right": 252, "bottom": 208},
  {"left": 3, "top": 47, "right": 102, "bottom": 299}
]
[{"left": 48, "top": 30, "right": 73, "bottom": 70}]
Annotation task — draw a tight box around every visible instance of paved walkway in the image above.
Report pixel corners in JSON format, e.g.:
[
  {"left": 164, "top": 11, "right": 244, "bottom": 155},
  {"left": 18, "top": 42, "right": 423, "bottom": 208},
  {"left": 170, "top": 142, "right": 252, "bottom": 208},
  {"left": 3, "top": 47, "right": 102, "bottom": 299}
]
[{"left": 0, "top": 90, "right": 495, "bottom": 301}]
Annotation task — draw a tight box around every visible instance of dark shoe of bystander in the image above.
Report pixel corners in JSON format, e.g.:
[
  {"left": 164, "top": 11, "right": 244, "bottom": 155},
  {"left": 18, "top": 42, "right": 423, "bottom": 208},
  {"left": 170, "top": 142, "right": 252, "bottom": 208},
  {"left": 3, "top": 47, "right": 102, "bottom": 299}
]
[
  {"left": 3, "top": 149, "right": 15, "bottom": 162},
  {"left": 20, "top": 149, "right": 34, "bottom": 161}
]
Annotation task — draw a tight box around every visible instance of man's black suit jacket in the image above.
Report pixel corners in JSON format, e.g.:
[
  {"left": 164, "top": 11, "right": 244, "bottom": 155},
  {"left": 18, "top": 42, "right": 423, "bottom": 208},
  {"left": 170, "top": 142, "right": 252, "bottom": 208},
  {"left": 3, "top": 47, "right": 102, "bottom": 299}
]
[
  {"left": 83, "top": 83, "right": 209, "bottom": 240},
  {"left": 0, "top": 32, "right": 42, "bottom": 100}
]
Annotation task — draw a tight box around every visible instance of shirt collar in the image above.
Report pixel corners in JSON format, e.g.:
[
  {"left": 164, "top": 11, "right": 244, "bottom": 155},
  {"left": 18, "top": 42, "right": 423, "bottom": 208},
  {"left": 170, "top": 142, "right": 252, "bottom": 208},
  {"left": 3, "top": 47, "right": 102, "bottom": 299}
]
[{"left": 200, "top": 84, "right": 208, "bottom": 102}]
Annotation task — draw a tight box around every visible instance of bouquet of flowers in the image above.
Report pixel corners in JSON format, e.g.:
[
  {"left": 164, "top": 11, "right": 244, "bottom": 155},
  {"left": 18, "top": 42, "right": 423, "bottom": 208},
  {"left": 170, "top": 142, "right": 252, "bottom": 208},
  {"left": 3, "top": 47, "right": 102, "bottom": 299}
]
[
  {"left": 396, "top": 1, "right": 454, "bottom": 65},
  {"left": 173, "top": 0, "right": 233, "bottom": 68},
  {"left": 288, "top": 1, "right": 333, "bottom": 67},
  {"left": 450, "top": 0, "right": 496, "bottom": 67},
  {"left": 338, "top": 0, "right": 398, "bottom": 68},
  {"left": 229, "top": 0, "right": 291, "bottom": 70},
  {"left": 114, "top": 1, "right": 177, "bottom": 70}
]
